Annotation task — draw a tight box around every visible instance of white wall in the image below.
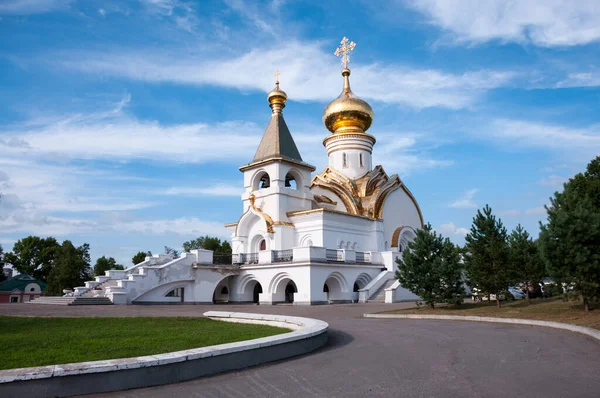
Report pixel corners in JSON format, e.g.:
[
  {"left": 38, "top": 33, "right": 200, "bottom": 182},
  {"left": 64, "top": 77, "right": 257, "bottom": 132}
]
[{"left": 381, "top": 188, "right": 423, "bottom": 250}]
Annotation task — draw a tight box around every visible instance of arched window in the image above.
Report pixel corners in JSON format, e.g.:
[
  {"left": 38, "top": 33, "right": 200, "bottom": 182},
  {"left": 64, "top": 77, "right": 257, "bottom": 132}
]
[
  {"left": 259, "top": 173, "right": 270, "bottom": 189},
  {"left": 353, "top": 283, "right": 360, "bottom": 292},
  {"left": 259, "top": 239, "right": 266, "bottom": 251},
  {"left": 343, "top": 153, "right": 348, "bottom": 168},
  {"left": 284, "top": 172, "right": 297, "bottom": 189},
  {"left": 359, "top": 153, "right": 364, "bottom": 168}
]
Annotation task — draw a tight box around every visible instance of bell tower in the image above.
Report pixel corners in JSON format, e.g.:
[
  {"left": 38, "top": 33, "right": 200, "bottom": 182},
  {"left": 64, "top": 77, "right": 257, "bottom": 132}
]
[{"left": 234, "top": 74, "right": 315, "bottom": 252}]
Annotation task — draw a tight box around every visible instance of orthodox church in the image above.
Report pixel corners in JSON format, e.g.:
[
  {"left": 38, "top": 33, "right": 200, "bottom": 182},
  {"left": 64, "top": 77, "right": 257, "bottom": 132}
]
[{"left": 54, "top": 38, "right": 423, "bottom": 306}]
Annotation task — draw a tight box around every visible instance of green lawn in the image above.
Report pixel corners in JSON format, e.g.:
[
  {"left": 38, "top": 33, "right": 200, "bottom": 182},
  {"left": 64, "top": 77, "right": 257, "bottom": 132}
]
[
  {"left": 380, "top": 296, "right": 600, "bottom": 331},
  {"left": 0, "top": 316, "right": 289, "bottom": 370}
]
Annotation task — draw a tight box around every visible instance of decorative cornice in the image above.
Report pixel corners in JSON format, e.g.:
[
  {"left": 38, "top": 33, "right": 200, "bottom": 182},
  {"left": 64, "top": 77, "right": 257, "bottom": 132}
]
[
  {"left": 224, "top": 222, "right": 238, "bottom": 228},
  {"left": 323, "top": 132, "right": 376, "bottom": 147},
  {"left": 314, "top": 194, "right": 338, "bottom": 205},
  {"left": 273, "top": 221, "right": 295, "bottom": 227},
  {"left": 239, "top": 157, "right": 316, "bottom": 172},
  {"left": 287, "top": 208, "right": 378, "bottom": 221},
  {"left": 390, "top": 226, "right": 416, "bottom": 248}
]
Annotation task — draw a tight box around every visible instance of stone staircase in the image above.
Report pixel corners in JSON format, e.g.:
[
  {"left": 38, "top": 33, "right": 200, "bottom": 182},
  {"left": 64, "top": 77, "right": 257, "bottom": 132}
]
[
  {"left": 81, "top": 279, "right": 118, "bottom": 298},
  {"left": 28, "top": 296, "right": 113, "bottom": 305},
  {"left": 369, "top": 279, "right": 396, "bottom": 302}
]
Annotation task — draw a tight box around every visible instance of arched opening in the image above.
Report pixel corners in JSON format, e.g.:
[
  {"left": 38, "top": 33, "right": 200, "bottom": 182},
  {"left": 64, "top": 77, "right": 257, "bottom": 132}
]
[
  {"left": 343, "top": 152, "right": 348, "bottom": 168},
  {"left": 339, "top": 240, "right": 345, "bottom": 249},
  {"left": 353, "top": 283, "right": 359, "bottom": 292},
  {"left": 253, "top": 282, "right": 263, "bottom": 304},
  {"left": 252, "top": 171, "right": 271, "bottom": 191},
  {"left": 284, "top": 172, "right": 297, "bottom": 190},
  {"left": 213, "top": 277, "right": 231, "bottom": 304},
  {"left": 283, "top": 281, "right": 297, "bottom": 303},
  {"left": 306, "top": 239, "right": 313, "bottom": 247},
  {"left": 165, "top": 287, "right": 184, "bottom": 303},
  {"left": 259, "top": 239, "right": 266, "bottom": 251},
  {"left": 359, "top": 153, "right": 364, "bottom": 168},
  {"left": 323, "top": 272, "right": 348, "bottom": 303},
  {"left": 399, "top": 229, "right": 417, "bottom": 253},
  {"left": 353, "top": 273, "right": 372, "bottom": 301}
]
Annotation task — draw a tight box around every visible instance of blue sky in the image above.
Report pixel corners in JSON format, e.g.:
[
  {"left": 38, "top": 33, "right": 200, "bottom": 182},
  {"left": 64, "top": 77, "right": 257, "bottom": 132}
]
[{"left": 1, "top": 0, "right": 599, "bottom": 266}]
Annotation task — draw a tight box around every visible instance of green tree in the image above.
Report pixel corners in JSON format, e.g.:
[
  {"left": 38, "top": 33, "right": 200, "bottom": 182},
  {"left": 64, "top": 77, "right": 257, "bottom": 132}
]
[
  {"left": 0, "top": 244, "right": 5, "bottom": 283},
  {"left": 4, "top": 236, "right": 60, "bottom": 282},
  {"left": 508, "top": 224, "right": 545, "bottom": 299},
  {"left": 46, "top": 241, "right": 93, "bottom": 296},
  {"left": 539, "top": 156, "right": 600, "bottom": 312},
  {"left": 164, "top": 246, "right": 180, "bottom": 257},
  {"left": 464, "top": 205, "right": 511, "bottom": 308},
  {"left": 93, "top": 256, "right": 124, "bottom": 276},
  {"left": 183, "top": 235, "right": 232, "bottom": 254},
  {"left": 132, "top": 251, "right": 151, "bottom": 265},
  {"left": 396, "top": 223, "right": 464, "bottom": 308}
]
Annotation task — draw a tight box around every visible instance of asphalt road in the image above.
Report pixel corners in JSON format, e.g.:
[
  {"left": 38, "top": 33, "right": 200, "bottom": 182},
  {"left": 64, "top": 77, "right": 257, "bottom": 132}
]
[{"left": 2, "top": 303, "right": 599, "bottom": 397}]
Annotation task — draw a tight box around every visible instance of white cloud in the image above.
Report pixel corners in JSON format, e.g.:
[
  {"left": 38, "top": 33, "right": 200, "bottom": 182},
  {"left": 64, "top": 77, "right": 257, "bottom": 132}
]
[
  {"left": 556, "top": 72, "right": 600, "bottom": 88},
  {"left": 539, "top": 175, "right": 567, "bottom": 188},
  {"left": 525, "top": 206, "right": 546, "bottom": 216},
  {"left": 0, "top": 0, "right": 70, "bottom": 14},
  {"left": 449, "top": 188, "right": 478, "bottom": 209},
  {"left": 407, "top": 0, "right": 600, "bottom": 47},
  {"left": 164, "top": 184, "right": 241, "bottom": 197},
  {"left": 438, "top": 222, "right": 469, "bottom": 237},
  {"left": 54, "top": 40, "right": 514, "bottom": 110},
  {"left": 485, "top": 119, "right": 600, "bottom": 158},
  {"left": 138, "top": 0, "right": 198, "bottom": 32}
]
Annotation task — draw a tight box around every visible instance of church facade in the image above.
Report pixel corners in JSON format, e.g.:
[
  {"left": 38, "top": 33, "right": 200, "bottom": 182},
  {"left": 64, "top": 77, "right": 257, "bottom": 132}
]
[{"left": 70, "top": 38, "right": 423, "bottom": 305}]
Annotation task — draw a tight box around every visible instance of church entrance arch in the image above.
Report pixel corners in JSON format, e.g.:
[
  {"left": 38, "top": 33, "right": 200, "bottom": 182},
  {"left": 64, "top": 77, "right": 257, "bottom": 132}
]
[
  {"left": 323, "top": 272, "right": 349, "bottom": 302},
  {"left": 213, "top": 276, "right": 232, "bottom": 304},
  {"left": 269, "top": 273, "right": 298, "bottom": 304},
  {"left": 253, "top": 282, "right": 263, "bottom": 303},
  {"left": 284, "top": 281, "right": 297, "bottom": 303}
]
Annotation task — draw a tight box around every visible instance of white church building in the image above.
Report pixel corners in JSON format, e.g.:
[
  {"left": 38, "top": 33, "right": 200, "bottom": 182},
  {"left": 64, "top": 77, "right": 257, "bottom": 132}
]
[{"left": 71, "top": 38, "right": 424, "bottom": 305}]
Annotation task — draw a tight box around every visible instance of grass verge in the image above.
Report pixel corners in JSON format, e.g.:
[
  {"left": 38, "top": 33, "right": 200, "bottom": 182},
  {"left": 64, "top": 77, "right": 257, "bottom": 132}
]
[
  {"left": 380, "top": 296, "right": 600, "bottom": 331},
  {"left": 0, "top": 316, "right": 289, "bottom": 370}
]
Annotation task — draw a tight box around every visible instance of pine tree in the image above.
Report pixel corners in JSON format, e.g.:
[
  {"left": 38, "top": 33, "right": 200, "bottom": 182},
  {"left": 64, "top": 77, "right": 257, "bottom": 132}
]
[
  {"left": 508, "top": 224, "right": 545, "bottom": 299},
  {"left": 464, "top": 205, "right": 511, "bottom": 308},
  {"left": 396, "top": 223, "right": 464, "bottom": 308},
  {"left": 539, "top": 156, "right": 600, "bottom": 311}
]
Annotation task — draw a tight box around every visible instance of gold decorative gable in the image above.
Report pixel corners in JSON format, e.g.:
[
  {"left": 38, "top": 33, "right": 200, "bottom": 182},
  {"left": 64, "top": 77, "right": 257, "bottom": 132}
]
[{"left": 311, "top": 165, "right": 403, "bottom": 219}]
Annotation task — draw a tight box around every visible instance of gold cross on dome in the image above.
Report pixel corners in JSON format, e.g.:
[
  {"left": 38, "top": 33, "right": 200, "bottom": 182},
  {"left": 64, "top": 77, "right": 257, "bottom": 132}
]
[
  {"left": 334, "top": 37, "right": 356, "bottom": 69},
  {"left": 274, "top": 70, "right": 281, "bottom": 84}
]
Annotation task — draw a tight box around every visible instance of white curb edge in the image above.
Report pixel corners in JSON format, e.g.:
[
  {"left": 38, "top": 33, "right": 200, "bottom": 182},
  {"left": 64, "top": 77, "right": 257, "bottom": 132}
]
[
  {"left": 363, "top": 313, "right": 600, "bottom": 342},
  {"left": 0, "top": 312, "right": 329, "bottom": 384}
]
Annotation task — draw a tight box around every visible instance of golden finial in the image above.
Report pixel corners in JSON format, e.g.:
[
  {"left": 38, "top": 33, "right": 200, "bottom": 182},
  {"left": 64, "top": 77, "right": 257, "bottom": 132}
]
[
  {"left": 322, "top": 36, "right": 374, "bottom": 135},
  {"left": 334, "top": 37, "right": 356, "bottom": 69},
  {"left": 267, "top": 70, "right": 287, "bottom": 114}
]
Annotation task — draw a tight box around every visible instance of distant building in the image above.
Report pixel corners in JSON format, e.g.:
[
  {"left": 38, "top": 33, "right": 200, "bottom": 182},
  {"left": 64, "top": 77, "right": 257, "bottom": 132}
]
[
  {"left": 0, "top": 274, "right": 46, "bottom": 303},
  {"left": 3, "top": 267, "right": 13, "bottom": 280}
]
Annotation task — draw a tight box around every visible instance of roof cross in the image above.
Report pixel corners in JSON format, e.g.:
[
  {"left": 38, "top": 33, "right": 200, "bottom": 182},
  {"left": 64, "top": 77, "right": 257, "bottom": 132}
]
[
  {"left": 334, "top": 37, "right": 356, "bottom": 69},
  {"left": 274, "top": 70, "right": 281, "bottom": 85}
]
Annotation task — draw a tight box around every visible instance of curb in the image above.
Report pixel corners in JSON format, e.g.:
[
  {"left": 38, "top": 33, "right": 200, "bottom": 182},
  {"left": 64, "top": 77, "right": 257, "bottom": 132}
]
[
  {"left": 363, "top": 313, "right": 600, "bottom": 342},
  {"left": 0, "top": 312, "right": 328, "bottom": 398}
]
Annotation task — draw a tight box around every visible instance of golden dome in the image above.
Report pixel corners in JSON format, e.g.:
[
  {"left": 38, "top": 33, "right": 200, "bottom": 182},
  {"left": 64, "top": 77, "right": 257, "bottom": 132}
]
[
  {"left": 267, "top": 81, "right": 287, "bottom": 114},
  {"left": 323, "top": 68, "right": 373, "bottom": 134}
]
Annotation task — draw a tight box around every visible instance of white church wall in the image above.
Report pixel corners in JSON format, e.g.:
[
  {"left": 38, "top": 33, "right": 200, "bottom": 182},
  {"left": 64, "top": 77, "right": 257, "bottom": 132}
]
[
  {"left": 328, "top": 148, "right": 372, "bottom": 179},
  {"left": 381, "top": 188, "right": 423, "bottom": 249}
]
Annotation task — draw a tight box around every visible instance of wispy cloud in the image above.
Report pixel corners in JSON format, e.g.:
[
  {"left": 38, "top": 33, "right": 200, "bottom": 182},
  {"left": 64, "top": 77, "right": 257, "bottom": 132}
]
[
  {"left": 539, "top": 175, "right": 567, "bottom": 188},
  {"left": 0, "top": 0, "right": 71, "bottom": 15},
  {"left": 556, "top": 71, "right": 600, "bottom": 88},
  {"left": 449, "top": 188, "right": 478, "bottom": 209},
  {"left": 164, "top": 184, "right": 241, "bottom": 197},
  {"left": 52, "top": 40, "right": 515, "bottom": 110},
  {"left": 406, "top": 0, "right": 600, "bottom": 47},
  {"left": 525, "top": 206, "right": 546, "bottom": 216},
  {"left": 485, "top": 119, "right": 600, "bottom": 158}
]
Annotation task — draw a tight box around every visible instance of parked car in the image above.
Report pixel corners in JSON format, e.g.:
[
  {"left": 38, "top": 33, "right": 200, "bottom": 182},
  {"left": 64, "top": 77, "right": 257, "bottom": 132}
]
[{"left": 508, "top": 287, "right": 525, "bottom": 300}]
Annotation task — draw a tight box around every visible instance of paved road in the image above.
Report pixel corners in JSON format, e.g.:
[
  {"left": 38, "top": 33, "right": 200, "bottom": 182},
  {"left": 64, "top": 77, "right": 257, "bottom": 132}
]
[{"left": 2, "top": 303, "right": 600, "bottom": 397}]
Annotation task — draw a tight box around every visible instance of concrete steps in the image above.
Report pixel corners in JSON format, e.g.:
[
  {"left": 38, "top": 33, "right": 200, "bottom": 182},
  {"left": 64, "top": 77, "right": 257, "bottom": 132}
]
[
  {"left": 81, "top": 279, "right": 118, "bottom": 298},
  {"left": 28, "top": 296, "right": 113, "bottom": 305},
  {"left": 369, "top": 279, "right": 396, "bottom": 302}
]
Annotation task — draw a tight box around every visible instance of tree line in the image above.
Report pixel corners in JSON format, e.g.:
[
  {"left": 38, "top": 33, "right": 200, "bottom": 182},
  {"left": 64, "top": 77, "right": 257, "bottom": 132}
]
[
  {"left": 397, "top": 156, "right": 600, "bottom": 312},
  {"left": 1, "top": 235, "right": 232, "bottom": 296}
]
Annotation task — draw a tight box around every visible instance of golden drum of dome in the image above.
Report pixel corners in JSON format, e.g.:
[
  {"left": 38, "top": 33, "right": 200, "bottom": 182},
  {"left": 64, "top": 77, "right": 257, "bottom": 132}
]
[{"left": 322, "top": 68, "right": 373, "bottom": 134}]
